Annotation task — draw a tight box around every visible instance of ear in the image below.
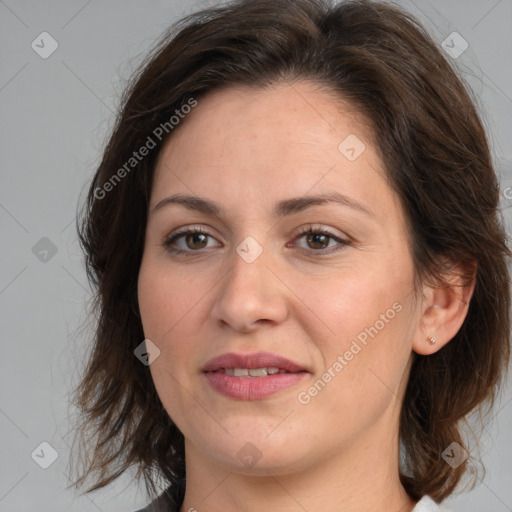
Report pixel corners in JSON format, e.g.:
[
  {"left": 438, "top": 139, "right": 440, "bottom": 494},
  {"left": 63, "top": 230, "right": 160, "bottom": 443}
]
[{"left": 412, "top": 261, "right": 476, "bottom": 355}]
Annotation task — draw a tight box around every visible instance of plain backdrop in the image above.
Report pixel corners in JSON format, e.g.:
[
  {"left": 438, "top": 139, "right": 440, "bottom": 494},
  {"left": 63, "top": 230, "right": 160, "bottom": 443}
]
[{"left": 1, "top": 0, "right": 511, "bottom": 511}]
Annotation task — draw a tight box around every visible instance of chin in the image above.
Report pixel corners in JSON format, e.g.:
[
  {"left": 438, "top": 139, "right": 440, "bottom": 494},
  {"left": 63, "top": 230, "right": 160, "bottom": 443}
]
[{"left": 199, "top": 432, "right": 317, "bottom": 476}]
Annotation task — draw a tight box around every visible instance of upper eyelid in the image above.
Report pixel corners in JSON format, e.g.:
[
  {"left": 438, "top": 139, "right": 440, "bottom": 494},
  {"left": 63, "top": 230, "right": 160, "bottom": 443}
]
[
  {"left": 167, "top": 225, "right": 221, "bottom": 241},
  {"left": 166, "top": 224, "right": 344, "bottom": 241}
]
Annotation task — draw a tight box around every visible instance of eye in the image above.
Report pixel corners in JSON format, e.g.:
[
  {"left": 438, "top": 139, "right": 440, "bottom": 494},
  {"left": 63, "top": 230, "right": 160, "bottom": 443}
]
[
  {"left": 291, "top": 225, "right": 350, "bottom": 254},
  {"left": 163, "top": 226, "right": 221, "bottom": 255},
  {"left": 163, "top": 224, "right": 350, "bottom": 257}
]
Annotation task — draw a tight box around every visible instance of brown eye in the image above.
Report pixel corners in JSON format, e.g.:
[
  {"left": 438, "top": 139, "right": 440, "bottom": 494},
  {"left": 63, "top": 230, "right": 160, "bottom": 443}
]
[
  {"left": 292, "top": 227, "right": 350, "bottom": 254},
  {"left": 164, "top": 227, "right": 221, "bottom": 255},
  {"left": 185, "top": 232, "right": 209, "bottom": 250},
  {"left": 306, "top": 232, "right": 330, "bottom": 250}
]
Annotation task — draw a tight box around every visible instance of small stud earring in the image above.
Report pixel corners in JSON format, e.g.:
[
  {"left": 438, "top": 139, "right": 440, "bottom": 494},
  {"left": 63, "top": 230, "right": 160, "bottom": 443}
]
[{"left": 427, "top": 336, "right": 436, "bottom": 345}]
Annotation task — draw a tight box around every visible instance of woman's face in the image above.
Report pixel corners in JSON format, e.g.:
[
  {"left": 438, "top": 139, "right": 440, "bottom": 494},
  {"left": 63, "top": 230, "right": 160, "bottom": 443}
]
[{"left": 138, "top": 81, "right": 424, "bottom": 475}]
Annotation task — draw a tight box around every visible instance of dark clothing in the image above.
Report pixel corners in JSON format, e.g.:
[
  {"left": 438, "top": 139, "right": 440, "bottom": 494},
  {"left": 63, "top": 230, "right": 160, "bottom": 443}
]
[{"left": 134, "top": 479, "right": 185, "bottom": 512}]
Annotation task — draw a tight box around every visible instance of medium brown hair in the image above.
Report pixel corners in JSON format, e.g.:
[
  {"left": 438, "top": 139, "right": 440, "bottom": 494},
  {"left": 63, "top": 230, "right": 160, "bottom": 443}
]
[{"left": 72, "top": 0, "right": 511, "bottom": 505}]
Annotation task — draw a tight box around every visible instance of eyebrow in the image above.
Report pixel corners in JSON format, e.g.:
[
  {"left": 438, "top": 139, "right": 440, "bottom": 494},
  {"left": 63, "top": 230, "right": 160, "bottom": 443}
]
[{"left": 151, "top": 191, "right": 373, "bottom": 218}]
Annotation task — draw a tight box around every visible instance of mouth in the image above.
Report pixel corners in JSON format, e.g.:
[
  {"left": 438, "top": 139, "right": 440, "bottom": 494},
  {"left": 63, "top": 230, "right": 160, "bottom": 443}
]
[
  {"left": 202, "top": 351, "right": 307, "bottom": 375},
  {"left": 202, "top": 352, "right": 309, "bottom": 400},
  {"left": 209, "top": 367, "right": 302, "bottom": 377}
]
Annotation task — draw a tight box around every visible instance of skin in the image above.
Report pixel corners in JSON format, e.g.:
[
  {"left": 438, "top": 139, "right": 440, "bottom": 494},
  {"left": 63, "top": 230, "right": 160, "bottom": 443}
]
[{"left": 137, "top": 81, "right": 474, "bottom": 512}]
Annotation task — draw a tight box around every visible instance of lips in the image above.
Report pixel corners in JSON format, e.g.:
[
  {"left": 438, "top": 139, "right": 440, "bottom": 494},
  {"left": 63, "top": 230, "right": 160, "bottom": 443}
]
[
  {"left": 202, "top": 351, "right": 307, "bottom": 374},
  {"left": 202, "top": 351, "right": 309, "bottom": 400}
]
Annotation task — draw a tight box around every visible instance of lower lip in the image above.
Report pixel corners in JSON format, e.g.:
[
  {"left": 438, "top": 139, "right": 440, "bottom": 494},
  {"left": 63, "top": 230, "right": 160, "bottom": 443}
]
[{"left": 204, "top": 371, "right": 307, "bottom": 400}]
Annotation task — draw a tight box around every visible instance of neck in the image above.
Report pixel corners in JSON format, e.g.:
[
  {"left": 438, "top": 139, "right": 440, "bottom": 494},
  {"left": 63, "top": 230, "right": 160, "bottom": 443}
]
[{"left": 179, "top": 421, "right": 417, "bottom": 512}]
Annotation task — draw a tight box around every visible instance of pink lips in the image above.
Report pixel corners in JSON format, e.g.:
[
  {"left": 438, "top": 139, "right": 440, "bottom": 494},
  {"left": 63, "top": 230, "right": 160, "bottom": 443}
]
[
  {"left": 203, "top": 352, "right": 308, "bottom": 400},
  {"left": 203, "top": 351, "right": 306, "bottom": 373},
  {"left": 202, "top": 351, "right": 308, "bottom": 401}
]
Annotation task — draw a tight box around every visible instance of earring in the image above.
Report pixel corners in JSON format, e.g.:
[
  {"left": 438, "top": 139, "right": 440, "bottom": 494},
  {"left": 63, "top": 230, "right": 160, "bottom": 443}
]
[{"left": 427, "top": 336, "right": 436, "bottom": 345}]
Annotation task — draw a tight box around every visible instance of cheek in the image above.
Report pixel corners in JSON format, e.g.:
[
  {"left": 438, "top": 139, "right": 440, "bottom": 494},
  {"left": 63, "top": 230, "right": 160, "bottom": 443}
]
[
  {"left": 137, "top": 257, "right": 198, "bottom": 403},
  {"left": 291, "top": 259, "right": 412, "bottom": 349},
  {"left": 137, "top": 258, "right": 198, "bottom": 427},
  {"left": 291, "top": 260, "right": 415, "bottom": 412},
  {"left": 137, "top": 254, "right": 209, "bottom": 342},
  {"left": 137, "top": 253, "right": 214, "bottom": 393}
]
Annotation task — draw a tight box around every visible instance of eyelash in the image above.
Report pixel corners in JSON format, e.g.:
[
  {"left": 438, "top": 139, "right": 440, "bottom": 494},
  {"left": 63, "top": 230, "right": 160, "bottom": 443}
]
[{"left": 162, "top": 224, "right": 350, "bottom": 257}]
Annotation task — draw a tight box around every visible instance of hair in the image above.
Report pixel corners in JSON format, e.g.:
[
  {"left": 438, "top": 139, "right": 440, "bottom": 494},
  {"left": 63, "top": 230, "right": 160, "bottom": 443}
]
[{"left": 72, "top": 0, "right": 511, "bottom": 506}]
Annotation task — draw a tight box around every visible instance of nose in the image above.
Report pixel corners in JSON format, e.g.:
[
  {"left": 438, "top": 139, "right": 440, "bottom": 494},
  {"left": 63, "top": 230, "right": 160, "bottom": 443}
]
[{"left": 210, "top": 242, "right": 289, "bottom": 333}]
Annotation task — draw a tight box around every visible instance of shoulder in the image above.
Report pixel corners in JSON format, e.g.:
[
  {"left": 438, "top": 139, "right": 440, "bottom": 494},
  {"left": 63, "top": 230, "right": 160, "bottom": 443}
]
[
  {"left": 133, "top": 499, "right": 175, "bottom": 512},
  {"left": 413, "top": 495, "right": 455, "bottom": 512},
  {"left": 133, "top": 482, "right": 184, "bottom": 512},
  {"left": 132, "top": 494, "right": 171, "bottom": 512}
]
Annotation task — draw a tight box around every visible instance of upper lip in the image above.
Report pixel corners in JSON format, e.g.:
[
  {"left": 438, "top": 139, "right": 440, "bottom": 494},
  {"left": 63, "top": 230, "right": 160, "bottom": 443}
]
[{"left": 202, "top": 352, "right": 307, "bottom": 373}]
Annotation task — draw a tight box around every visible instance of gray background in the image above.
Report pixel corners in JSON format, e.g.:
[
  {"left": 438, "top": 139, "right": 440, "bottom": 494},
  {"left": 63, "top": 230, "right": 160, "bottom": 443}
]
[{"left": 0, "top": 0, "right": 511, "bottom": 511}]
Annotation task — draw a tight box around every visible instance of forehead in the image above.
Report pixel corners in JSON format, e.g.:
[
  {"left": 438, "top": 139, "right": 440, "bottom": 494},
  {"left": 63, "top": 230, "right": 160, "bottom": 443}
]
[
  {"left": 151, "top": 81, "right": 393, "bottom": 219},
  {"left": 158, "top": 81, "right": 376, "bottom": 163}
]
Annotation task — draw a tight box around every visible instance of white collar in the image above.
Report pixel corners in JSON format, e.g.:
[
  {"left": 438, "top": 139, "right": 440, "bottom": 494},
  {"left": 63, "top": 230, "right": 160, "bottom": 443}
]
[{"left": 412, "top": 496, "right": 443, "bottom": 511}]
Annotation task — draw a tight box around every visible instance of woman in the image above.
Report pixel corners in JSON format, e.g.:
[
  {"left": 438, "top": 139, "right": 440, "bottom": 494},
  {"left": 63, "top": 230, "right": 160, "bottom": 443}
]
[{"left": 72, "top": 0, "right": 511, "bottom": 511}]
